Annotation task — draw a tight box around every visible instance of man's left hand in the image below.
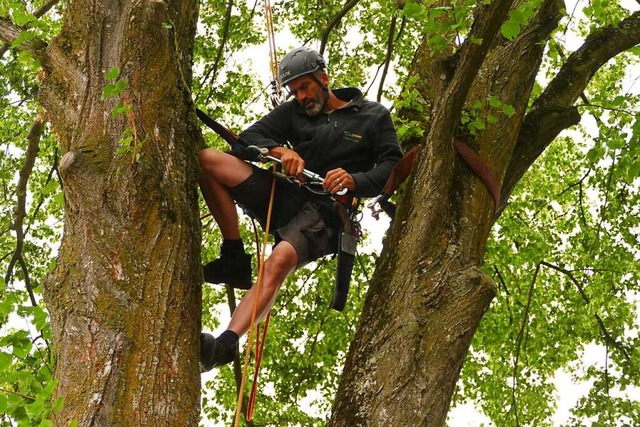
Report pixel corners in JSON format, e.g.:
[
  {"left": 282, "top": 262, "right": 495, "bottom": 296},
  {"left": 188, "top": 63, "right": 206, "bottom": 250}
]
[{"left": 324, "top": 169, "right": 355, "bottom": 194}]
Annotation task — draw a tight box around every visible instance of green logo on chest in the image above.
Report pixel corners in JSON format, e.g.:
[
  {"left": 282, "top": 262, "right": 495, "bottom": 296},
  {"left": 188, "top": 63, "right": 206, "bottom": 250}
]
[{"left": 343, "top": 131, "right": 362, "bottom": 143}]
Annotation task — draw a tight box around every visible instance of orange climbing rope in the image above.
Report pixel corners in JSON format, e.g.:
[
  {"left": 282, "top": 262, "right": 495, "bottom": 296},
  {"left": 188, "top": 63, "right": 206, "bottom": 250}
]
[
  {"left": 233, "top": 3, "right": 282, "bottom": 424},
  {"left": 233, "top": 163, "right": 277, "bottom": 427}
]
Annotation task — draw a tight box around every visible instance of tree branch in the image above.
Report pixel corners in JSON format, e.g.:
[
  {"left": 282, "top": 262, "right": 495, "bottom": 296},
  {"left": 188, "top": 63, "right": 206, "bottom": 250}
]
[
  {"left": 509, "top": 262, "right": 540, "bottom": 426},
  {"left": 199, "top": 0, "right": 234, "bottom": 105},
  {"left": 376, "top": 13, "right": 399, "bottom": 102},
  {"left": 540, "top": 261, "right": 632, "bottom": 361},
  {"left": 445, "top": 0, "right": 516, "bottom": 115},
  {"left": 425, "top": 0, "right": 515, "bottom": 154},
  {"left": 0, "top": 0, "right": 60, "bottom": 57},
  {"left": 5, "top": 119, "right": 44, "bottom": 307},
  {"left": 501, "top": 11, "right": 640, "bottom": 207},
  {"left": 0, "top": 20, "right": 46, "bottom": 62},
  {"left": 318, "top": 0, "right": 360, "bottom": 55}
]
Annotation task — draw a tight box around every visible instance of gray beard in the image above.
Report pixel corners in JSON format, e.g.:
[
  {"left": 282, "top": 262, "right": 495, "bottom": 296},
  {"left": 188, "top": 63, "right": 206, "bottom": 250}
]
[
  {"left": 304, "top": 94, "right": 327, "bottom": 116},
  {"left": 305, "top": 103, "right": 323, "bottom": 116}
]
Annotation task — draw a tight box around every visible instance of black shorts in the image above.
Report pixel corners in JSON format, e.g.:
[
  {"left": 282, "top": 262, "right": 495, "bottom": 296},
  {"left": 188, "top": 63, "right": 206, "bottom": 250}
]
[{"left": 228, "top": 165, "right": 337, "bottom": 267}]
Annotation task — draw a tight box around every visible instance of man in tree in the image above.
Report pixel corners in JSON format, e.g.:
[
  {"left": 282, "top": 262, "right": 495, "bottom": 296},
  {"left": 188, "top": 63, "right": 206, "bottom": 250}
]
[{"left": 198, "top": 46, "right": 403, "bottom": 371}]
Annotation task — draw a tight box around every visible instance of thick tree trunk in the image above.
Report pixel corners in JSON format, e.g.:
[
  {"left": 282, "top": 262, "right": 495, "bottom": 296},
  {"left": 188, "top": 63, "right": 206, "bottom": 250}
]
[
  {"left": 39, "top": 1, "right": 203, "bottom": 425},
  {"left": 331, "top": 1, "right": 564, "bottom": 425}
]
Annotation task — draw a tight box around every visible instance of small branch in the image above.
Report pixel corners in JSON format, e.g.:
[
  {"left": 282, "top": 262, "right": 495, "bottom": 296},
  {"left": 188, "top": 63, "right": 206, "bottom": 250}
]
[
  {"left": 19, "top": 256, "right": 37, "bottom": 307},
  {"left": 540, "top": 261, "right": 632, "bottom": 360},
  {"left": 0, "top": 387, "right": 36, "bottom": 401},
  {"left": 0, "top": 0, "right": 60, "bottom": 57},
  {"left": 198, "top": 0, "right": 234, "bottom": 105},
  {"left": 318, "top": 0, "right": 361, "bottom": 55},
  {"left": 25, "top": 147, "right": 59, "bottom": 237},
  {"left": 5, "top": 119, "right": 44, "bottom": 308},
  {"left": 493, "top": 265, "right": 514, "bottom": 326},
  {"left": 502, "top": 10, "right": 640, "bottom": 206},
  {"left": 508, "top": 262, "right": 540, "bottom": 426},
  {"left": 376, "top": 13, "right": 398, "bottom": 102}
]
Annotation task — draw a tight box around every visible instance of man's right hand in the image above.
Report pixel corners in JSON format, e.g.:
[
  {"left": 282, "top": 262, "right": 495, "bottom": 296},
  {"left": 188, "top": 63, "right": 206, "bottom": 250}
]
[{"left": 271, "top": 147, "right": 306, "bottom": 183}]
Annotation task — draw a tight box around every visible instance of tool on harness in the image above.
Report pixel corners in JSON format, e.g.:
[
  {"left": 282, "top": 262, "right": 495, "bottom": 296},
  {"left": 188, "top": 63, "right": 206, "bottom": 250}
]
[
  {"left": 244, "top": 145, "right": 348, "bottom": 196},
  {"left": 332, "top": 198, "right": 360, "bottom": 311}
]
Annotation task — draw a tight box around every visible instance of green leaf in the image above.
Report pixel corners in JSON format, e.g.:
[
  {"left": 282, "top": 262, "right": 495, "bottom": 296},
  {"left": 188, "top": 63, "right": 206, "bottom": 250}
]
[
  {"left": 17, "top": 50, "right": 33, "bottom": 64},
  {"left": 52, "top": 397, "right": 64, "bottom": 412},
  {"left": 0, "top": 351, "right": 12, "bottom": 369},
  {"left": 0, "top": 394, "right": 7, "bottom": 414},
  {"left": 404, "top": 2, "right": 426, "bottom": 20},
  {"left": 489, "top": 96, "right": 502, "bottom": 108},
  {"left": 10, "top": 30, "right": 33, "bottom": 49},
  {"left": 25, "top": 398, "right": 45, "bottom": 418},
  {"left": 626, "top": 159, "right": 640, "bottom": 184},
  {"left": 11, "top": 335, "right": 33, "bottom": 358},
  {"left": 112, "top": 101, "right": 132, "bottom": 119},
  {"left": 472, "top": 117, "right": 485, "bottom": 130},
  {"left": 502, "top": 104, "right": 516, "bottom": 118},
  {"left": 105, "top": 66, "right": 120, "bottom": 80},
  {"left": 501, "top": 20, "right": 521, "bottom": 40},
  {"left": 12, "top": 11, "right": 35, "bottom": 26}
]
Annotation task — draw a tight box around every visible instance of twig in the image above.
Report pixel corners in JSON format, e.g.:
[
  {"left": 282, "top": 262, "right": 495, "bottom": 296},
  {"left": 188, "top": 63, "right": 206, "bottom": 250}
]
[
  {"left": 540, "top": 261, "right": 631, "bottom": 360},
  {"left": 376, "top": 13, "right": 398, "bottom": 103},
  {"left": 25, "top": 147, "right": 58, "bottom": 236},
  {"left": 199, "top": 0, "right": 234, "bottom": 105},
  {"left": 506, "top": 262, "right": 540, "bottom": 426},
  {"left": 493, "top": 265, "right": 514, "bottom": 326},
  {"left": 0, "top": 0, "right": 60, "bottom": 57},
  {"left": 319, "top": 0, "right": 361, "bottom": 55},
  {"left": 5, "top": 118, "right": 44, "bottom": 308},
  {"left": 0, "top": 387, "right": 36, "bottom": 401}
]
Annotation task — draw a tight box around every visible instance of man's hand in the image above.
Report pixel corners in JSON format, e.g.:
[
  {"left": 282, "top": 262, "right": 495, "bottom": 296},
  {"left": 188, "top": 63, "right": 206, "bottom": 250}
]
[
  {"left": 324, "top": 168, "right": 355, "bottom": 194},
  {"left": 270, "top": 147, "right": 306, "bottom": 182}
]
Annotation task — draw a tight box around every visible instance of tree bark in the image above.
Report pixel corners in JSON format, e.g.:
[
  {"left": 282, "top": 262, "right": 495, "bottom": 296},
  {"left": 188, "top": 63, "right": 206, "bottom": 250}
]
[{"left": 34, "top": 1, "right": 203, "bottom": 425}]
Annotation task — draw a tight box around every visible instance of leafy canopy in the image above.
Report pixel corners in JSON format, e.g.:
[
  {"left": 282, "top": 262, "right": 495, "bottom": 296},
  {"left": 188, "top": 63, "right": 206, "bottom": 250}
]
[{"left": 1, "top": 0, "right": 639, "bottom": 426}]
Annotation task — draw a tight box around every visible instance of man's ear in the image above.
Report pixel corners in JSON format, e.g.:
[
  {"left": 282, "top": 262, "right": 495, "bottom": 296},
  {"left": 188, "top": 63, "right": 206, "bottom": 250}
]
[{"left": 319, "top": 71, "right": 329, "bottom": 86}]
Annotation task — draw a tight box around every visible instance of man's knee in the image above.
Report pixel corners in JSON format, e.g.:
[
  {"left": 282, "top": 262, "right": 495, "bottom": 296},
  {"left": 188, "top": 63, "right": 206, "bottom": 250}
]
[
  {"left": 264, "top": 243, "right": 298, "bottom": 280},
  {"left": 198, "top": 148, "right": 225, "bottom": 172},
  {"left": 199, "top": 148, "right": 252, "bottom": 186}
]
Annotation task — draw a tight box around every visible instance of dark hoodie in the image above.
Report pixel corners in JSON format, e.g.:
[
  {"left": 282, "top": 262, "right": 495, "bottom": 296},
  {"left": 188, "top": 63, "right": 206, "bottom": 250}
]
[{"left": 239, "top": 87, "right": 402, "bottom": 198}]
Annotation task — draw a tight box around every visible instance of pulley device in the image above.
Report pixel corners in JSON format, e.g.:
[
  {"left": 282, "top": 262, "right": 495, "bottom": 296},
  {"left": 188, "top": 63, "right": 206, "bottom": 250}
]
[{"left": 243, "top": 145, "right": 348, "bottom": 196}]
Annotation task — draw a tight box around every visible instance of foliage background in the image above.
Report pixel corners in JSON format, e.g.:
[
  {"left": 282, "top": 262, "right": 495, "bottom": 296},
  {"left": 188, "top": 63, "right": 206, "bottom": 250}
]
[{"left": 1, "top": 0, "right": 639, "bottom": 426}]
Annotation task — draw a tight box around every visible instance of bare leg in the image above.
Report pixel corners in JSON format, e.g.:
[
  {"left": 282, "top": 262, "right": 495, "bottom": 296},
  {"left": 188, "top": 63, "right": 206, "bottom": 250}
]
[
  {"left": 228, "top": 241, "right": 299, "bottom": 337},
  {"left": 198, "top": 148, "right": 253, "bottom": 239}
]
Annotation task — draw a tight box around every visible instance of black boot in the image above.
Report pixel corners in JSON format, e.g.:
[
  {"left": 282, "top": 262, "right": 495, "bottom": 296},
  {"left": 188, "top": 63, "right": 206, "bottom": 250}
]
[
  {"left": 200, "top": 331, "right": 238, "bottom": 372},
  {"left": 203, "top": 240, "right": 252, "bottom": 289}
]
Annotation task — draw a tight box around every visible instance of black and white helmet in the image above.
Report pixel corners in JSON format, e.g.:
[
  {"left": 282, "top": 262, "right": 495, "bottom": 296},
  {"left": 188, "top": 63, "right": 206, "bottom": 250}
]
[{"left": 278, "top": 47, "right": 327, "bottom": 86}]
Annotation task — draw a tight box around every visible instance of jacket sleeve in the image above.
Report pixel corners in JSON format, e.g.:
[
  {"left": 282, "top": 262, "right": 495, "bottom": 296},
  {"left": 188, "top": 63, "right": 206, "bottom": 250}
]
[
  {"left": 351, "top": 109, "right": 403, "bottom": 198},
  {"left": 238, "top": 103, "right": 293, "bottom": 149}
]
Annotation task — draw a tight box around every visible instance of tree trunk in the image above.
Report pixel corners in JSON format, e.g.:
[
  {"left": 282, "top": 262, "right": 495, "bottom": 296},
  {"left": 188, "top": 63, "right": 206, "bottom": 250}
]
[
  {"left": 39, "top": 1, "right": 203, "bottom": 425},
  {"left": 331, "top": 1, "right": 564, "bottom": 425}
]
